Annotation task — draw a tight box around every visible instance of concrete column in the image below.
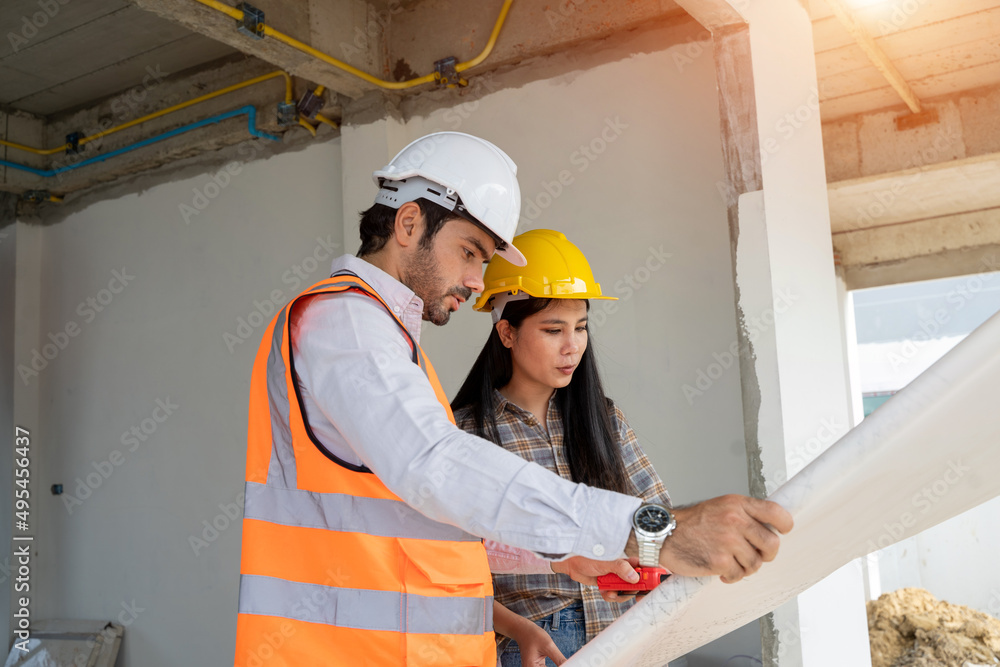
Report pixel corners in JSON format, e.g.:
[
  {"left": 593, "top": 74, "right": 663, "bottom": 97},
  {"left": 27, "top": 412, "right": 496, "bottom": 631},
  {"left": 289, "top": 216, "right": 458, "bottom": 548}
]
[
  {"left": 836, "top": 269, "right": 865, "bottom": 429},
  {"left": 735, "top": 1, "right": 873, "bottom": 665}
]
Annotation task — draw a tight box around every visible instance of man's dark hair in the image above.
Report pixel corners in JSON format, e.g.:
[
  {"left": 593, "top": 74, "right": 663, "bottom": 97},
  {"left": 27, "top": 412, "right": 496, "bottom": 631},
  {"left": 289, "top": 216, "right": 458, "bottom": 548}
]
[{"left": 357, "top": 199, "right": 457, "bottom": 258}]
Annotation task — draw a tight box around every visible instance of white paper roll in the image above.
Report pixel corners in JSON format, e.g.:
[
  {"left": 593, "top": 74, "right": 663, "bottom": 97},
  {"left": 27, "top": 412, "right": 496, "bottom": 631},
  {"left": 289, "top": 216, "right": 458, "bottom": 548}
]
[{"left": 567, "top": 309, "right": 1000, "bottom": 666}]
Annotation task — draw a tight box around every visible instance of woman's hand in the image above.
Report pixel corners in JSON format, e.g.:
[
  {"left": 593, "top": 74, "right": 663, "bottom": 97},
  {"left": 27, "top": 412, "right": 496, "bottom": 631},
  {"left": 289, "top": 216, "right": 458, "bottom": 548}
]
[
  {"left": 551, "top": 556, "right": 641, "bottom": 603},
  {"left": 493, "top": 601, "right": 566, "bottom": 666},
  {"left": 514, "top": 622, "right": 566, "bottom": 666}
]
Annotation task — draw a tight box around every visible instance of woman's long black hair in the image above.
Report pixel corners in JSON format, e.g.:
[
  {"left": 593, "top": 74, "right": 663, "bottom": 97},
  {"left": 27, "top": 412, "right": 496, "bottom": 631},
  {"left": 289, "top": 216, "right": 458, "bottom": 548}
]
[{"left": 451, "top": 297, "right": 633, "bottom": 495}]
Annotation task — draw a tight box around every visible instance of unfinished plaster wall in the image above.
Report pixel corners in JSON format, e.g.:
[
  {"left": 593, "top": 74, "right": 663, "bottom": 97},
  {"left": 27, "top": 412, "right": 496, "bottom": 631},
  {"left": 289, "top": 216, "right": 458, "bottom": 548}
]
[
  {"left": 27, "top": 23, "right": 754, "bottom": 666},
  {"left": 22, "top": 139, "right": 343, "bottom": 666}
]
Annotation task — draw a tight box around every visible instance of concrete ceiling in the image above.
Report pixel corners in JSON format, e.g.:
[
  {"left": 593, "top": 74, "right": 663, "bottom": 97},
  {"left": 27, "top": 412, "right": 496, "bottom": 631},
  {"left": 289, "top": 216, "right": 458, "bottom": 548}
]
[
  {"left": 809, "top": 0, "right": 1000, "bottom": 121},
  {"left": 0, "top": 0, "right": 236, "bottom": 116},
  {"left": 807, "top": 0, "right": 1000, "bottom": 288},
  {"left": 1, "top": 0, "right": 998, "bottom": 290},
  {"left": 0, "top": 0, "right": 993, "bottom": 123}
]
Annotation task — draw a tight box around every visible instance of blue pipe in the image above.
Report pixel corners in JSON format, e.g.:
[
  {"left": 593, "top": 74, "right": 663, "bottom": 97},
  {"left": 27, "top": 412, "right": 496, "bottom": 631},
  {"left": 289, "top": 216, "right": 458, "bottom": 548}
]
[{"left": 0, "top": 105, "right": 280, "bottom": 179}]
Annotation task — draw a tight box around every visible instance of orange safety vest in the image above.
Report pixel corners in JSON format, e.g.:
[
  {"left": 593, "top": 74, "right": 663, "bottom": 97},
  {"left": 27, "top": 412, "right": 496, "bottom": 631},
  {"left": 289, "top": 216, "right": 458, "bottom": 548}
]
[{"left": 235, "top": 274, "right": 495, "bottom": 666}]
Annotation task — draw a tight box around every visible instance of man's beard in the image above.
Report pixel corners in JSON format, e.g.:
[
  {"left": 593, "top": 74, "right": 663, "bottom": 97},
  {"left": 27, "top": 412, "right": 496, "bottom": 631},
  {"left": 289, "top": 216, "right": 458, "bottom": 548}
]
[{"left": 402, "top": 246, "right": 472, "bottom": 326}]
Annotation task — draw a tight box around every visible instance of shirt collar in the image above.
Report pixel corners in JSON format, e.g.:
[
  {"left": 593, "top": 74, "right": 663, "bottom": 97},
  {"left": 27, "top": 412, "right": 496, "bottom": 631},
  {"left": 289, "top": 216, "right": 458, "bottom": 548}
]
[
  {"left": 492, "top": 388, "right": 511, "bottom": 417},
  {"left": 492, "top": 388, "right": 559, "bottom": 423},
  {"left": 329, "top": 255, "right": 425, "bottom": 343}
]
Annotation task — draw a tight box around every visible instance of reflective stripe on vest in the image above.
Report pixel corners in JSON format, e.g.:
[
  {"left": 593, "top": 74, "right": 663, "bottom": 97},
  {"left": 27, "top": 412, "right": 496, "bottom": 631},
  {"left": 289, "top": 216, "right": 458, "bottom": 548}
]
[
  {"left": 235, "top": 275, "right": 495, "bottom": 667},
  {"left": 240, "top": 575, "right": 493, "bottom": 635},
  {"left": 243, "top": 481, "right": 480, "bottom": 543}
]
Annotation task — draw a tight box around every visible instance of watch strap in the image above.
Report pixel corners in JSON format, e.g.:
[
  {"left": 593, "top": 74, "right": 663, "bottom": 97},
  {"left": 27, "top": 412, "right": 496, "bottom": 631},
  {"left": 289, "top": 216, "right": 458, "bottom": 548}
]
[{"left": 637, "top": 535, "right": 664, "bottom": 568}]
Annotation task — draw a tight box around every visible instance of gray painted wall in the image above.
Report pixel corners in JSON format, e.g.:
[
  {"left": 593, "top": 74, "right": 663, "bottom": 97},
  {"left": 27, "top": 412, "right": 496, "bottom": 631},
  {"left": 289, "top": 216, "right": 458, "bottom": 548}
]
[
  {"left": 379, "top": 41, "right": 755, "bottom": 666},
  {"left": 1, "top": 197, "right": 15, "bottom": 651},
  {"left": 21, "top": 140, "right": 343, "bottom": 665}
]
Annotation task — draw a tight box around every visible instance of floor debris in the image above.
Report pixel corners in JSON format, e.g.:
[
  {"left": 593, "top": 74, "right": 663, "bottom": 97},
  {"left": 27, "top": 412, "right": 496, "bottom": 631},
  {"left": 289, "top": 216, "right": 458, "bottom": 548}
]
[{"left": 868, "top": 588, "right": 1000, "bottom": 667}]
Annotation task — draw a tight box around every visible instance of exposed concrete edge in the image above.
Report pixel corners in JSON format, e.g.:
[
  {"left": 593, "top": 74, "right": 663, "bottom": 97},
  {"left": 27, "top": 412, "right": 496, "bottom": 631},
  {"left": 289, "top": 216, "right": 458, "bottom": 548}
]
[
  {"left": 133, "top": 0, "right": 373, "bottom": 99},
  {"left": 27, "top": 12, "right": 703, "bottom": 224},
  {"left": 843, "top": 242, "right": 1000, "bottom": 290},
  {"left": 340, "top": 89, "right": 404, "bottom": 128},
  {"left": 760, "top": 611, "right": 778, "bottom": 667},
  {"left": 734, "top": 191, "right": 771, "bottom": 501},
  {"left": 820, "top": 79, "right": 1000, "bottom": 127},
  {"left": 341, "top": 13, "right": 705, "bottom": 126},
  {"left": 0, "top": 192, "right": 17, "bottom": 230},
  {"left": 44, "top": 52, "right": 257, "bottom": 125},
  {"left": 27, "top": 123, "right": 341, "bottom": 227},
  {"left": 828, "top": 150, "right": 1000, "bottom": 193},
  {"left": 827, "top": 152, "right": 1000, "bottom": 233}
]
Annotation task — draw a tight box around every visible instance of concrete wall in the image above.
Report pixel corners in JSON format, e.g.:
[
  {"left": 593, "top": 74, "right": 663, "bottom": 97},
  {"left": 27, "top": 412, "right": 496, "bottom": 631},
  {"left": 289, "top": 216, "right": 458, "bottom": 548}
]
[
  {"left": 20, "top": 139, "right": 343, "bottom": 665},
  {"left": 1, "top": 198, "right": 15, "bottom": 648},
  {"left": 8, "top": 218, "right": 43, "bottom": 657},
  {"left": 20, "top": 35, "right": 755, "bottom": 666},
  {"left": 414, "top": 53, "right": 750, "bottom": 507}
]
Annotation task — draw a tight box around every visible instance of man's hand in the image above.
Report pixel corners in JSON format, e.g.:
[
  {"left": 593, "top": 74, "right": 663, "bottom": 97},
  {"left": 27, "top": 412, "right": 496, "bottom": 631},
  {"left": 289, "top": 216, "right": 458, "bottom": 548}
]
[
  {"left": 657, "top": 495, "right": 793, "bottom": 583},
  {"left": 551, "top": 556, "right": 641, "bottom": 602}
]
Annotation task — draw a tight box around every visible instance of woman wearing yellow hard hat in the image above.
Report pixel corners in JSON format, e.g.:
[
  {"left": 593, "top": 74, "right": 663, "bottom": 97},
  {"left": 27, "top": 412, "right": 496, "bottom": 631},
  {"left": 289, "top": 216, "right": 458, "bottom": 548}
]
[{"left": 452, "top": 229, "right": 672, "bottom": 666}]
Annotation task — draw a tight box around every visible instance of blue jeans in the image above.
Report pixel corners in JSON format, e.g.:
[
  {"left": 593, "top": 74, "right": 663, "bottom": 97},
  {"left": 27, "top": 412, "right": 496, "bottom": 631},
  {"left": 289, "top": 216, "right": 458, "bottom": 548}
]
[{"left": 499, "top": 602, "right": 585, "bottom": 667}]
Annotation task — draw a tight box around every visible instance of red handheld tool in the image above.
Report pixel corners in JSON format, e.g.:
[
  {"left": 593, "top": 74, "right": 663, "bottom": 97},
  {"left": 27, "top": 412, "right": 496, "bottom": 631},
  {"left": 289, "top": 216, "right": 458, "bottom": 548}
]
[{"left": 597, "top": 566, "right": 670, "bottom": 592}]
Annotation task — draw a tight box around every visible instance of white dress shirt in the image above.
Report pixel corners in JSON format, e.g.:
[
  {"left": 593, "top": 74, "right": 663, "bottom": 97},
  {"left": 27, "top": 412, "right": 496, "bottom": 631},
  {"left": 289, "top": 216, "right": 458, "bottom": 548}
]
[{"left": 289, "top": 254, "right": 640, "bottom": 561}]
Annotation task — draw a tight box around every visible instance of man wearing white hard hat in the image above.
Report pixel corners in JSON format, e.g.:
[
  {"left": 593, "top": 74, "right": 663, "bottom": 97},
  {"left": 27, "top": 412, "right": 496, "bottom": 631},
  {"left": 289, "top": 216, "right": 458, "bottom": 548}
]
[{"left": 233, "top": 131, "right": 792, "bottom": 666}]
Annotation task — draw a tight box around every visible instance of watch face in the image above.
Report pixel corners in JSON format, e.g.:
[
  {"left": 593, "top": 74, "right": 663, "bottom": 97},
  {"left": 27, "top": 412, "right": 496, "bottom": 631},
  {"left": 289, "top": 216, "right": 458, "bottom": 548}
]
[{"left": 636, "top": 505, "right": 672, "bottom": 533}]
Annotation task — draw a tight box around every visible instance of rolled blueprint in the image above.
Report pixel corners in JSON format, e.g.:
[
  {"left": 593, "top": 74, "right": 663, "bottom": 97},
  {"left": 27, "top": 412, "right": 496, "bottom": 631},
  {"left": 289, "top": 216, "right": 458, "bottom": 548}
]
[{"left": 568, "top": 309, "right": 1000, "bottom": 666}]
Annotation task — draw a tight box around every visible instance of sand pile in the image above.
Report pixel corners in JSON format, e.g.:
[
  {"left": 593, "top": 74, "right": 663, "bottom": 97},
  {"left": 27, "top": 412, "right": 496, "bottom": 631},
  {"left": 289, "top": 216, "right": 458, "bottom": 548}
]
[{"left": 868, "top": 588, "right": 1000, "bottom": 667}]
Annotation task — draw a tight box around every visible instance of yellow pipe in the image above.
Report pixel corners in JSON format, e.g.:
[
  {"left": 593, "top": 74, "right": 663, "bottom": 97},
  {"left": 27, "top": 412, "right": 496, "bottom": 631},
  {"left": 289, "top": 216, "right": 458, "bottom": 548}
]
[
  {"left": 298, "top": 118, "right": 317, "bottom": 136},
  {"left": 314, "top": 113, "right": 339, "bottom": 130},
  {"left": 0, "top": 70, "right": 293, "bottom": 156},
  {"left": 2, "top": 0, "right": 513, "bottom": 158},
  {"left": 78, "top": 71, "right": 293, "bottom": 148},
  {"left": 455, "top": 0, "right": 513, "bottom": 73},
  {"left": 192, "top": 0, "right": 513, "bottom": 90},
  {"left": 0, "top": 139, "right": 65, "bottom": 156},
  {"left": 267, "top": 25, "right": 438, "bottom": 90}
]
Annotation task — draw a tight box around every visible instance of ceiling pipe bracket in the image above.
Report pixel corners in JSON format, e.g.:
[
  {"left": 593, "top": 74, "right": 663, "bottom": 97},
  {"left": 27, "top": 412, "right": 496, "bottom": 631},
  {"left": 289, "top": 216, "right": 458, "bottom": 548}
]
[
  {"left": 434, "top": 57, "right": 467, "bottom": 88},
  {"left": 236, "top": 2, "right": 265, "bottom": 40}
]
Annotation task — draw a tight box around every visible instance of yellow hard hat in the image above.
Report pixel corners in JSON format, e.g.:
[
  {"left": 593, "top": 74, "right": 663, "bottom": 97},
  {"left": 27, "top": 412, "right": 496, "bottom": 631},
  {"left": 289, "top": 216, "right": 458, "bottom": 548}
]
[{"left": 473, "top": 229, "right": 617, "bottom": 314}]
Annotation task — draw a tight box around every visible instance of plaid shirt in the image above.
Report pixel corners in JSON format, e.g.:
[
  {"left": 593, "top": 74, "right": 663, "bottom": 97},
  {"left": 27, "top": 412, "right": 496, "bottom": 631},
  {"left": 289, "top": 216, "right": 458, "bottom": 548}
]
[{"left": 454, "top": 390, "right": 671, "bottom": 644}]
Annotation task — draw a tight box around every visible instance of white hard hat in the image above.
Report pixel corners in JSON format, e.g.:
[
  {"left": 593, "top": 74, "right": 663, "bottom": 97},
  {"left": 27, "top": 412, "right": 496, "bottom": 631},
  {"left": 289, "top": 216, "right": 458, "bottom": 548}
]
[{"left": 372, "top": 132, "right": 526, "bottom": 266}]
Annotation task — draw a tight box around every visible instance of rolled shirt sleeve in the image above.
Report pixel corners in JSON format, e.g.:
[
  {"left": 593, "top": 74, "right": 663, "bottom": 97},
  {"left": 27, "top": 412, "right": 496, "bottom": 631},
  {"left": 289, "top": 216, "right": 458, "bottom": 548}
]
[
  {"left": 291, "top": 289, "right": 640, "bottom": 560},
  {"left": 484, "top": 541, "right": 554, "bottom": 575}
]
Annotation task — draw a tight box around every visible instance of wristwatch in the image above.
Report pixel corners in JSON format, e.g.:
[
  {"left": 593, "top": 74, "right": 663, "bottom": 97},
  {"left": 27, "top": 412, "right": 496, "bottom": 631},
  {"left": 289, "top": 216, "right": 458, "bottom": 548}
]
[{"left": 632, "top": 503, "right": 676, "bottom": 567}]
